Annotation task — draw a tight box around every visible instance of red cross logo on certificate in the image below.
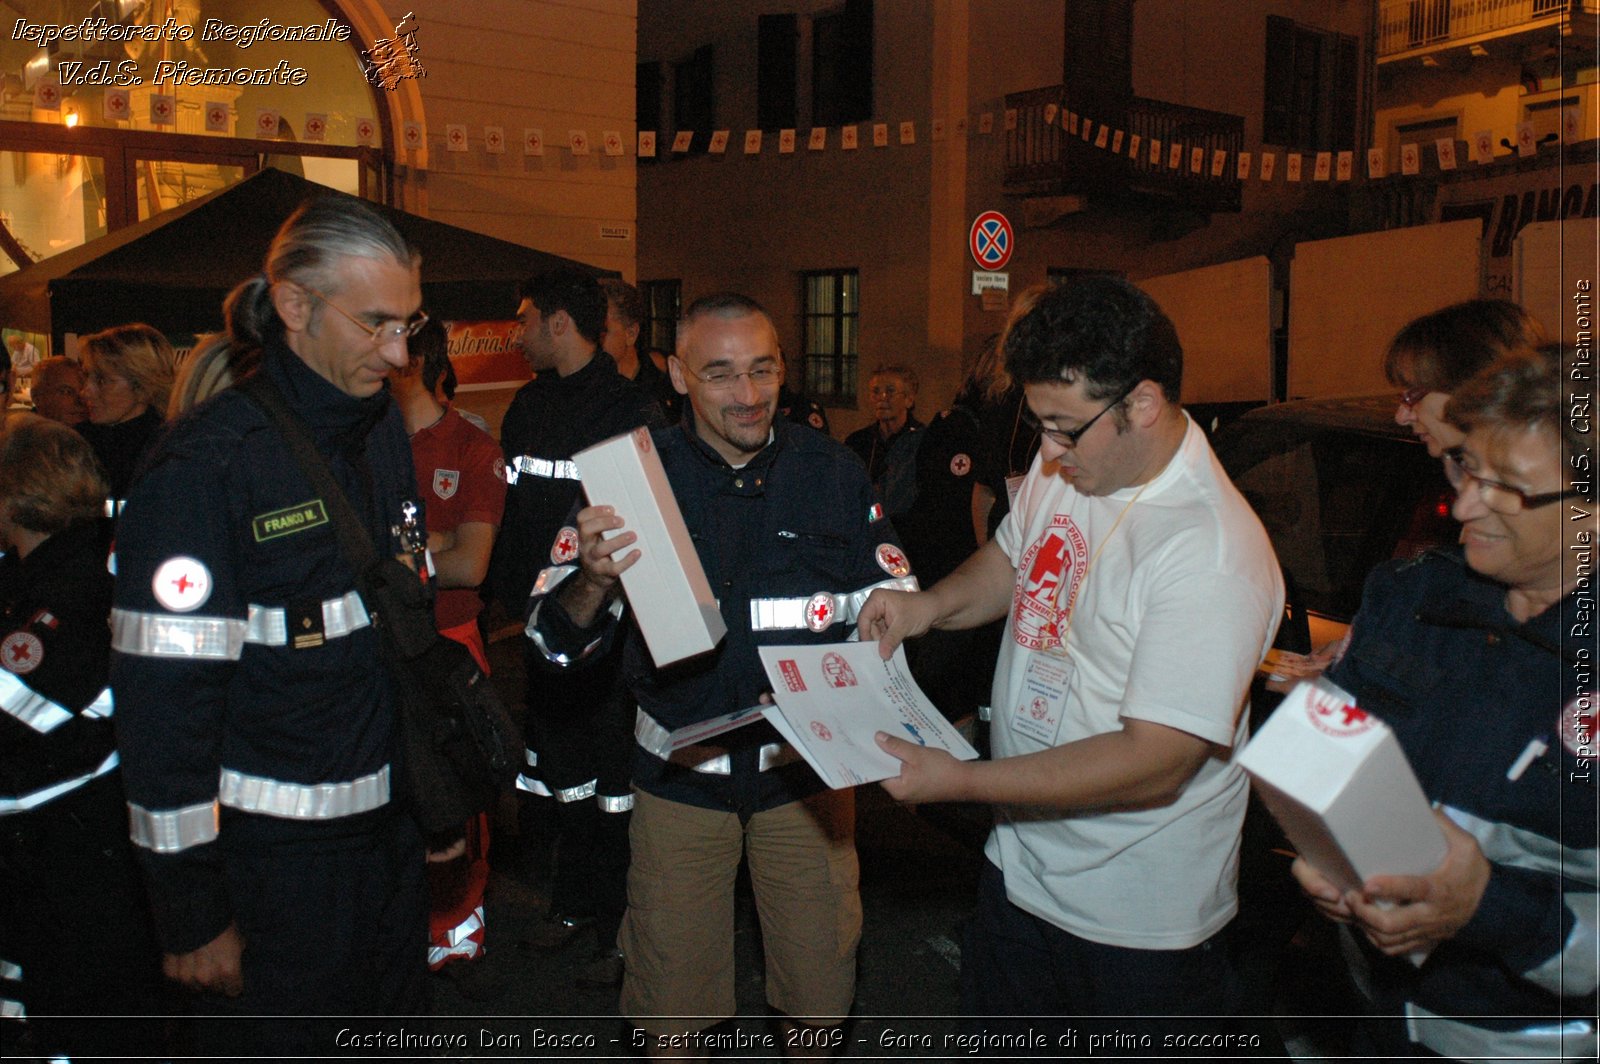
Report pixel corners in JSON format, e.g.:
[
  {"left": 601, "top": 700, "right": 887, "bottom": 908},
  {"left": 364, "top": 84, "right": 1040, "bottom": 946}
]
[{"left": 1307, "top": 694, "right": 1374, "bottom": 737}]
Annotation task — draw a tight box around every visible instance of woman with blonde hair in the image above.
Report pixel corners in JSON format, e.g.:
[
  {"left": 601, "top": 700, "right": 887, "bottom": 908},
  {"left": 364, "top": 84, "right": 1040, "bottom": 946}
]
[
  {"left": 166, "top": 332, "right": 260, "bottom": 419},
  {"left": 77, "top": 323, "right": 177, "bottom": 507}
]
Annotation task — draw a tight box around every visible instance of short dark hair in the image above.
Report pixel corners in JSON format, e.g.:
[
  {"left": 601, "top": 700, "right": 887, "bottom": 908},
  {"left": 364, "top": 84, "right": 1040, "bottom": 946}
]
[
  {"left": 1384, "top": 299, "right": 1546, "bottom": 393},
  {"left": 1002, "top": 276, "right": 1183, "bottom": 403},
  {"left": 1448, "top": 342, "right": 1594, "bottom": 502},
  {"left": 408, "top": 317, "right": 452, "bottom": 394},
  {"left": 519, "top": 269, "right": 607, "bottom": 345},
  {"left": 600, "top": 279, "right": 645, "bottom": 330},
  {"left": 0, "top": 414, "right": 108, "bottom": 534}
]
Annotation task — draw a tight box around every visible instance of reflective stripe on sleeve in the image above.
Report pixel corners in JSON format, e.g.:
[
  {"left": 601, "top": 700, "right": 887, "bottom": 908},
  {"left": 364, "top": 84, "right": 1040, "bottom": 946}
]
[
  {"left": 749, "top": 574, "right": 919, "bottom": 632},
  {"left": 598, "top": 792, "right": 634, "bottom": 813},
  {"left": 634, "top": 708, "right": 799, "bottom": 775},
  {"left": 112, "top": 592, "right": 371, "bottom": 660},
  {"left": 1407, "top": 1003, "right": 1596, "bottom": 1062},
  {"left": 515, "top": 775, "right": 553, "bottom": 797},
  {"left": 0, "top": 750, "right": 119, "bottom": 815},
  {"left": 553, "top": 780, "right": 597, "bottom": 803},
  {"left": 112, "top": 608, "right": 247, "bottom": 660},
  {"left": 0, "top": 668, "right": 74, "bottom": 734},
  {"left": 505, "top": 455, "right": 580, "bottom": 485},
  {"left": 128, "top": 795, "right": 220, "bottom": 853},
  {"left": 218, "top": 764, "right": 390, "bottom": 820}
]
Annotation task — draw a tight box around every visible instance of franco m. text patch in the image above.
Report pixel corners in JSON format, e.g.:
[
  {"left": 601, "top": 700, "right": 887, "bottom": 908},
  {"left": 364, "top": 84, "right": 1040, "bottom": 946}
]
[{"left": 252, "top": 499, "right": 330, "bottom": 543}]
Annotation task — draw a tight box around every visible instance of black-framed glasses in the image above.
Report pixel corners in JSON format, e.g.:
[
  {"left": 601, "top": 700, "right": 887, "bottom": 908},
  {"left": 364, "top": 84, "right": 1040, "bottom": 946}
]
[
  {"left": 1022, "top": 385, "right": 1136, "bottom": 448},
  {"left": 301, "top": 284, "right": 429, "bottom": 348},
  {"left": 1443, "top": 447, "right": 1567, "bottom": 514},
  {"left": 1398, "top": 386, "right": 1431, "bottom": 409},
  {"left": 676, "top": 358, "right": 784, "bottom": 392}
]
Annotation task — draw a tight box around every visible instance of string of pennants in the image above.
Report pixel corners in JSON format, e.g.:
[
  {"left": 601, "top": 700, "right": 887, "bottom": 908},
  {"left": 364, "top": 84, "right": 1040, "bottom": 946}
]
[{"left": 39, "top": 82, "right": 1590, "bottom": 176}]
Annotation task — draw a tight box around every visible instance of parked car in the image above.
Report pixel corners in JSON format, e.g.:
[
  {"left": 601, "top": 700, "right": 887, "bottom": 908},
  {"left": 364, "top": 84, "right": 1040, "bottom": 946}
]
[{"left": 1213, "top": 393, "right": 1459, "bottom": 654}]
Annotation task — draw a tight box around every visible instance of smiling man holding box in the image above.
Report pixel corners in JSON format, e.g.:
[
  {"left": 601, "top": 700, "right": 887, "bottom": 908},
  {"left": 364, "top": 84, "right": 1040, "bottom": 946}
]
[{"left": 526, "top": 293, "right": 916, "bottom": 1057}]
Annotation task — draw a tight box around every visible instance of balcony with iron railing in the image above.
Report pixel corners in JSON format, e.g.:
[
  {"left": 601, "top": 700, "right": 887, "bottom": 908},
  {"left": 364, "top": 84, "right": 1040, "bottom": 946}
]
[
  {"left": 1378, "top": 0, "right": 1598, "bottom": 60},
  {"left": 1003, "top": 87, "right": 1245, "bottom": 213}
]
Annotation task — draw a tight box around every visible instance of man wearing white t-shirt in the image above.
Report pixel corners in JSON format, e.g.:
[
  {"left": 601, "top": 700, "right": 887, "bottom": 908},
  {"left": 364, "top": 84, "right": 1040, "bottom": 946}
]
[{"left": 858, "top": 277, "right": 1283, "bottom": 1028}]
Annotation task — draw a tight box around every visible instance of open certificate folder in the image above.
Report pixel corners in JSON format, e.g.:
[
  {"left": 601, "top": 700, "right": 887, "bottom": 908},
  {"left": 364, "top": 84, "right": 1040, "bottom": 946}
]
[{"left": 755, "top": 643, "right": 979, "bottom": 789}]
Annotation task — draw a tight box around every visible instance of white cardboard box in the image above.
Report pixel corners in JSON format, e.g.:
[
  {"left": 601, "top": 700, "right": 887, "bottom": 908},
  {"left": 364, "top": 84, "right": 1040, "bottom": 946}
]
[
  {"left": 574, "top": 428, "right": 726, "bottom": 667},
  {"left": 1238, "top": 679, "right": 1447, "bottom": 894}
]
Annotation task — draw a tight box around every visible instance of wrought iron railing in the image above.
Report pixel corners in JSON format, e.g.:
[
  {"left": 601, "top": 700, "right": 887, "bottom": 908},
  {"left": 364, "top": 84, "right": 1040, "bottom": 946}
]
[
  {"left": 1378, "top": 0, "right": 1579, "bottom": 56},
  {"left": 1003, "top": 87, "right": 1244, "bottom": 213}
]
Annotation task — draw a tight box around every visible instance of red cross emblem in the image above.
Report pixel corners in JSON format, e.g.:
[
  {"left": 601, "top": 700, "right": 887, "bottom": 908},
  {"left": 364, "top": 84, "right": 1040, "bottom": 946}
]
[
  {"left": 527, "top": 132, "right": 542, "bottom": 152},
  {"left": 1307, "top": 694, "right": 1374, "bottom": 737},
  {"left": 405, "top": 125, "right": 421, "bottom": 146},
  {"left": 358, "top": 120, "right": 374, "bottom": 140},
  {"left": 258, "top": 112, "right": 277, "bottom": 134},
  {"left": 307, "top": 117, "right": 325, "bottom": 136},
  {"left": 1560, "top": 694, "right": 1596, "bottom": 758},
  {"left": 2, "top": 632, "right": 42, "bottom": 675},
  {"left": 449, "top": 127, "right": 464, "bottom": 146},
  {"left": 606, "top": 134, "right": 620, "bottom": 151},
  {"left": 1030, "top": 696, "right": 1049, "bottom": 721},
  {"left": 156, "top": 100, "right": 170, "bottom": 117},
  {"left": 152, "top": 556, "right": 212, "bottom": 613},
  {"left": 487, "top": 130, "right": 503, "bottom": 149},
  {"left": 551, "top": 526, "right": 580, "bottom": 564},
  {"left": 38, "top": 84, "right": 59, "bottom": 105},
  {"left": 810, "top": 721, "right": 834, "bottom": 741},
  {"left": 208, "top": 106, "right": 226, "bottom": 126},
  {"left": 876, "top": 543, "right": 910, "bottom": 578},
  {"left": 805, "top": 593, "right": 835, "bottom": 633},
  {"left": 107, "top": 92, "right": 127, "bottom": 114},
  {"left": 571, "top": 132, "right": 588, "bottom": 152},
  {"left": 1518, "top": 127, "right": 1535, "bottom": 150},
  {"left": 950, "top": 453, "right": 972, "bottom": 477},
  {"left": 433, "top": 468, "right": 458, "bottom": 500}
]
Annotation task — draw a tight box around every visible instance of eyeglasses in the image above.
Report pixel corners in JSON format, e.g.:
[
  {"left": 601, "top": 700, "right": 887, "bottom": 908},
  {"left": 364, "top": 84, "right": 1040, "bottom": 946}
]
[
  {"left": 1443, "top": 447, "right": 1567, "bottom": 514},
  {"left": 1022, "top": 385, "right": 1135, "bottom": 448},
  {"left": 869, "top": 384, "right": 905, "bottom": 398},
  {"left": 676, "top": 359, "right": 784, "bottom": 392},
  {"left": 301, "top": 284, "right": 429, "bottom": 347},
  {"left": 1398, "top": 386, "right": 1431, "bottom": 409}
]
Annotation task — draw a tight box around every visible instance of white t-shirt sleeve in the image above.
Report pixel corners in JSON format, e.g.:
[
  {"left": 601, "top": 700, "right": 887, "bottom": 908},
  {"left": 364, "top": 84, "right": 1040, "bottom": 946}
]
[{"left": 1118, "top": 566, "right": 1277, "bottom": 747}]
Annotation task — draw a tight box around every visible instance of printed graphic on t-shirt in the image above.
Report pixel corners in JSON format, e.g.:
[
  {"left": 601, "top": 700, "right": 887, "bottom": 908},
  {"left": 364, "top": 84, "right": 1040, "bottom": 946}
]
[{"left": 1012, "top": 514, "right": 1087, "bottom": 651}]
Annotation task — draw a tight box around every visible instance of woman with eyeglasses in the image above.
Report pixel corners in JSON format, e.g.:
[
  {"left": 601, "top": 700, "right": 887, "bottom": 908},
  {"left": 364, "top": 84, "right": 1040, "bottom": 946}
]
[
  {"left": 77, "top": 323, "right": 178, "bottom": 511},
  {"left": 1386, "top": 298, "right": 1546, "bottom": 458},
  {"left": 1291, "top": 344, "right": 1596, "bottom": 1061}
]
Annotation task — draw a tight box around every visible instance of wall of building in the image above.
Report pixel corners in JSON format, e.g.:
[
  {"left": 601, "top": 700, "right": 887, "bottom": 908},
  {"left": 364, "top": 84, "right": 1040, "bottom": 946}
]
[
  {"left": 637, "top": 0, "right": 944, "bottom": 436},
  {"left": 361, "top": 0, "right": 639, "bottom": 277},
  {"left": 958, "top": 0, "right": 1371, "bottom": 400}
]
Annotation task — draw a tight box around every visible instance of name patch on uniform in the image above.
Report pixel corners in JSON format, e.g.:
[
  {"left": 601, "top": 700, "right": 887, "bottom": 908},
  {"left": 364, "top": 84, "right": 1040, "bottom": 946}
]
[{"left": 252, "top": 500, "right": 329, "bottom": 543}]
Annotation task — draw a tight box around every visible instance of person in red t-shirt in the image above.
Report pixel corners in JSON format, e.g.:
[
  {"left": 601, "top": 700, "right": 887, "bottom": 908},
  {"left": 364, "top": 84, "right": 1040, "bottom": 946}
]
[{"left": 393, "top": 319, "right": 506, "bottom": 977}]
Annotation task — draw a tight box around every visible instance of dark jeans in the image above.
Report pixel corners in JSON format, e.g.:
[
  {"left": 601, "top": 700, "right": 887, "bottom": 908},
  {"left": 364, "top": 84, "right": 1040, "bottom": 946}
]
[
  {"left": 959, "top": 859, "right": 1263, "bottom": 1056},
  {"left": 192, "top": 809, "right": 428, "bottom": 1059}
]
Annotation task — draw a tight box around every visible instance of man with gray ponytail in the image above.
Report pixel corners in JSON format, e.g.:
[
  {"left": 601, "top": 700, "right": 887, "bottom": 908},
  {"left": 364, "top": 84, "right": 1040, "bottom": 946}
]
[{"left": 110, "top": 197, "right": 430, "bottom": 1052}]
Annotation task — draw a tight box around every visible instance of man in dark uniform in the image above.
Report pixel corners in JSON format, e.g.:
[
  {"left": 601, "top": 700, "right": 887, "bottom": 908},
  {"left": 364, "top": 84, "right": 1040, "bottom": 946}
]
[
  {"left": 486, "top": 269, "right": 660, "bottom": 977},
  {"left": 601, "top": 279, "right": 680, "bottom": 424},
  {"left": 528, "top": 293, "right": 917, "bottom": 1053},
  {"left": 109, "top": 199, "right": 428, "bottom": 1054},
  {"left": 845, "top": 364, "right": 924, "bottom": 515}
]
